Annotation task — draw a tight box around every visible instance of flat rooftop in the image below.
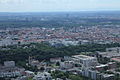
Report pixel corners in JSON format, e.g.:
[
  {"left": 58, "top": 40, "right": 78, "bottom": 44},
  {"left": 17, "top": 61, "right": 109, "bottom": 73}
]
[
  {"left": 97, "top": 52, "right": 120, "bottom": 58},
  {"left": 72, "top": 55, "right": 95, "bottom": 60}
]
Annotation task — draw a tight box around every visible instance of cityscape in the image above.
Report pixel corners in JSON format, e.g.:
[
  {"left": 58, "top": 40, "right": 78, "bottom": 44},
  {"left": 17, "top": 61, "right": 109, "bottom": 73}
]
[
  {"left": 0, "top": 0, "right": 120, "bottom": 80},
  {"left": 0, "top": 26, "right": 120, "bottom": 47}
]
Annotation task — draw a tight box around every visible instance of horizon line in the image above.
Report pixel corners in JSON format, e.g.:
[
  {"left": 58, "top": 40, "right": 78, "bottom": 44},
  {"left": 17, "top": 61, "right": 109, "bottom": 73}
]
[{"left": 0, "top": 10, "right": 120, "bottom": 13}]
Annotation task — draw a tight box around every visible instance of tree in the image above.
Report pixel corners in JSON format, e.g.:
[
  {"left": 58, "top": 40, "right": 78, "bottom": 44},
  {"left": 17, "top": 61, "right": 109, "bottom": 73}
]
[
  {"left": 40, "top": 67, "right": 45, "bottom": 71},
  {"left": 56, "top": 62, "right": 60, "bottom": 66}
]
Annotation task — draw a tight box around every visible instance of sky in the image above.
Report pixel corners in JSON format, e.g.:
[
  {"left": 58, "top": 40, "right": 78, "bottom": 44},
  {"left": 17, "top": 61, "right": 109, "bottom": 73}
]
[{"left": 0, "top": 0, "right": 120, "bottom": 12}]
